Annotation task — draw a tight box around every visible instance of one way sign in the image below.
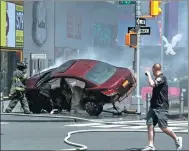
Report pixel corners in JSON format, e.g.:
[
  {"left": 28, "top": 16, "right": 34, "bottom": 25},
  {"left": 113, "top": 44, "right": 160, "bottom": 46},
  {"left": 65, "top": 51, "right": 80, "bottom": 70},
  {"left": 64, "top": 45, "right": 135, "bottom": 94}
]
[
  {"left": 128, "top": 27, "right": 151, "bottom": 35},
  {"left": 136, "top": 18, "right": 146, "bottom": 26}
]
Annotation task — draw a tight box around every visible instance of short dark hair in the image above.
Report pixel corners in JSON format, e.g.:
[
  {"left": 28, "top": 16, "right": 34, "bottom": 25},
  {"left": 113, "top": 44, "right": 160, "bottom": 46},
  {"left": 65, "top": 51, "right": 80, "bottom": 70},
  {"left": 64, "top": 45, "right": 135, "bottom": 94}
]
[{"left": 152, "top": 63, "right": 161, "bottom": 71}]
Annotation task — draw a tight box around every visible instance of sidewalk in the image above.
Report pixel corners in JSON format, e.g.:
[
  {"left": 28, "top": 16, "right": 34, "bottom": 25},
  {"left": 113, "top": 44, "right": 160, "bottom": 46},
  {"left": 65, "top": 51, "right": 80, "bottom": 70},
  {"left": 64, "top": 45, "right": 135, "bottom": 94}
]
[{"left": 1, "top": 100, "right": 188, "bottom": 120}]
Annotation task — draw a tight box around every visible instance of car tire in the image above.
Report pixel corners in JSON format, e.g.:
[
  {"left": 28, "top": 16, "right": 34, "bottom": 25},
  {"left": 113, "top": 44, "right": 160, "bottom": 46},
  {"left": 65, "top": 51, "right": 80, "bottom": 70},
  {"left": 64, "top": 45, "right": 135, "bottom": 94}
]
[
  {"left": 84, "top": 101, "right": 103, "bottom": 116},
  {"left": 43, "top": 99, "right": 53, "bottom": 113},
  {"left": 28, "top": 100, "right": 42, "bottom": 114},
  {"left": 27, "top": 97, "right": 43, "bottom": 114}
]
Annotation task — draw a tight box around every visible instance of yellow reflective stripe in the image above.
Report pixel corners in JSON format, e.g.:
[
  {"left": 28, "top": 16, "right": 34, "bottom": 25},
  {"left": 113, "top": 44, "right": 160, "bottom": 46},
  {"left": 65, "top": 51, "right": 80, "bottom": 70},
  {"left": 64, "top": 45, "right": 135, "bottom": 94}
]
[
  {"left": 15, "top": 87, "right": 25, "bottom": 91},
  {"left": 12, "top": 77, "right": 21, "bottom": 81},
  {"left": 23, "top": 74, "right": 28, "bottom": 79}
]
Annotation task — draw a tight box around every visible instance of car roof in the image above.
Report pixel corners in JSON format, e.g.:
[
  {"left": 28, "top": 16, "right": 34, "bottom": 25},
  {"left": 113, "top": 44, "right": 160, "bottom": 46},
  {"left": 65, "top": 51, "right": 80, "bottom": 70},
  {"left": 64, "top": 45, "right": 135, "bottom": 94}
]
[{"left": 53, "top": 59, "right": 116, "bottom": 78}]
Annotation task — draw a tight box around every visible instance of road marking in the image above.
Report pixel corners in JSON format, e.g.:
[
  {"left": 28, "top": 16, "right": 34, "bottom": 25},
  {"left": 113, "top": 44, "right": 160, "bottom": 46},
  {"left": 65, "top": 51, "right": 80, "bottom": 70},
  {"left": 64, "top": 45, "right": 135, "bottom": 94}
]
[
  {"left": 91, "top": 124, "right": 124, "bottom": 128},
  {"left": 65, "top": 121, "right": 188, "bottom": 127},
  {"left": 1, "top": 122, "right": 10, "bottom": 124},
  {"left": 64, "top": 120, "right": 188, "bottom": 133},
  {"left": 65, "top": 123, "right": 101, "bottom": 127}
]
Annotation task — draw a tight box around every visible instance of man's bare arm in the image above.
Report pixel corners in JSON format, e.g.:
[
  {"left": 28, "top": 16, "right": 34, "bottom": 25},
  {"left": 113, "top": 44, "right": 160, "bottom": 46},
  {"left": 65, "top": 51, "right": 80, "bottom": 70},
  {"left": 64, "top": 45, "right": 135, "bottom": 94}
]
[{"left": 147, "top": 74, "right": 155, "bottom": 87}]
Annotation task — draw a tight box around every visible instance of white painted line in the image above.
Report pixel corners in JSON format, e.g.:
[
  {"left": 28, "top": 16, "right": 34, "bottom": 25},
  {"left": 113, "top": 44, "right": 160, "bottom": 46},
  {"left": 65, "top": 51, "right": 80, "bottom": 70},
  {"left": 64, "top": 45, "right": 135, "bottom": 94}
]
[
  {"left": 64, "top": 122, "right": 188, "bottom": 129},
  {"left": 64, "top": 123, "right": 101, "bottom": 127},
  {"left": 168, "top": 123, "right": 188, "bottom": 126},
  {"left": 176, "top": 130, "right": 188, "bottom": 133},
  {"left": 155, "top": 127, "right": 185, "bottom": 130},
  {"left": 1, "top": 122, "right": 10, "bottom": 124},
  {"left": 91, "top": 124, "right": 124, "bottom": 128},
  {"left": 121, "top": 126, "right": 147, "bottom": 129},
  {"left": 110, "top": 120, "right": 188, "bottom": 125}
]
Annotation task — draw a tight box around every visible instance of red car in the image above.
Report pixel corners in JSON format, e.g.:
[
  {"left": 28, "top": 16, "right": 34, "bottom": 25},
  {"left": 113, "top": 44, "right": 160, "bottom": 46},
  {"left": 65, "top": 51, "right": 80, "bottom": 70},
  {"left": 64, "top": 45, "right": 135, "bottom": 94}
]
[{"left": 25, "top": 59, "right": 137, "bottom": 116}]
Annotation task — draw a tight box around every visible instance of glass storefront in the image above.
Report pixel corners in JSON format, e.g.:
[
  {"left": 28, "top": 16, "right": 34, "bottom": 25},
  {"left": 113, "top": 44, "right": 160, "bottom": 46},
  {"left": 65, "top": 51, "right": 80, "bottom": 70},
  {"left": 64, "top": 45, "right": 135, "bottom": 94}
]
[{"left": 0, "top": 49, "right": 22, "bottom": 97}]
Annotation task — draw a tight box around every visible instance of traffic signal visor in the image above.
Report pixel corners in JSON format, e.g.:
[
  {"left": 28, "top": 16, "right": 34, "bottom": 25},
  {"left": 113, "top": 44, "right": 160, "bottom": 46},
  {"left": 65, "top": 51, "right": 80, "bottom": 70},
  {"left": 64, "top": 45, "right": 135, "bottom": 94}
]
[
  {"left": 125, "top": 32, "right": 137, "bottom": 48},
  {"left": 150, "top": 1, "right": 162, "bottom": 16}
]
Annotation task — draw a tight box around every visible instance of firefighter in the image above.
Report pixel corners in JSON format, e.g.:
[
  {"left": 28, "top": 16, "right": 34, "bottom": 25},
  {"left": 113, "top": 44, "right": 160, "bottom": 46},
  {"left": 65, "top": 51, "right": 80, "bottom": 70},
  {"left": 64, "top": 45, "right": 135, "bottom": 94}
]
[{"left": 5, "top": 62, "right": 31, "bottom": 114}]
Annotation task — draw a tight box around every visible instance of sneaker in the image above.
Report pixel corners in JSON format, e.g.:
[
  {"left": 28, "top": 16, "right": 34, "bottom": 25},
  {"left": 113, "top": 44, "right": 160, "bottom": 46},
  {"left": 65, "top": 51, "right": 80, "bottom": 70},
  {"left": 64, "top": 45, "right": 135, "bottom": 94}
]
[
  {"left": 175, "top": 137, "right": 182, "bottom": 151},
  {"left": 141, "top": 145, "right": 155, "bottom": 151},
  {"left": 50, "top": 109, "right": 59, "bottom": 114}
]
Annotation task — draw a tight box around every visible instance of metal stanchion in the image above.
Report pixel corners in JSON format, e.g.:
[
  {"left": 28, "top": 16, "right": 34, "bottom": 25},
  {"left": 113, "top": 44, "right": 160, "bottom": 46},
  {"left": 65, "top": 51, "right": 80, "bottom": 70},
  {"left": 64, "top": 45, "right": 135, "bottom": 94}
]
[
  {"left": 1, "top": 92, "right": 4, "bottom": 113},
  {"left": 146, "top": 93, "right": 151, "bottom": 114},
  {"left": 179, "top": 88, "right": 185, "bottom": 117}
]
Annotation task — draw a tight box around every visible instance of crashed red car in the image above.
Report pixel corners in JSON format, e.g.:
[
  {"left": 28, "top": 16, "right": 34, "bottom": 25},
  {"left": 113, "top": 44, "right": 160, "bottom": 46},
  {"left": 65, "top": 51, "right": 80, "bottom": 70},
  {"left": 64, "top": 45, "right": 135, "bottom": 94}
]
[{"left": 25, "top": 59, "right": 137, "bottom": 116}]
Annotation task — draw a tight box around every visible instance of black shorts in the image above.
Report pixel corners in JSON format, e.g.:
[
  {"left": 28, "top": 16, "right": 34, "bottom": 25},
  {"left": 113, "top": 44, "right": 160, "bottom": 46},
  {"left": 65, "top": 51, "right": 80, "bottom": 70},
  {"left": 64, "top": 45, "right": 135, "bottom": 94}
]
[{"left": 146, "top": 107, "right": 169, "bottom": 128}]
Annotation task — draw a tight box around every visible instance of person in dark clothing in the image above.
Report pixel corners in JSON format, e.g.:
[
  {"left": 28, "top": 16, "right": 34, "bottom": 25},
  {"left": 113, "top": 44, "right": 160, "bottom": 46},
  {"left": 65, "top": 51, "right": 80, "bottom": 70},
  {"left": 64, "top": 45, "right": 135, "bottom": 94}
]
[
  {"left": 5, "top": 62, "right": 31, "bottom": 114},
  {"left": 142, "top": 63, "right": 182, "bottom": 151}
]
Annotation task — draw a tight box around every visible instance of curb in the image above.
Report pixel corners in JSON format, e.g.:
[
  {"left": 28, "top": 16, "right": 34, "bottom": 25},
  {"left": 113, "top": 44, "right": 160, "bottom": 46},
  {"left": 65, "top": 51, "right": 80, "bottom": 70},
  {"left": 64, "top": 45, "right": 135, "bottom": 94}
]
[
  {"left": 1, "top": 113, "right": 145, "bottom": 123},
  {"left": 1, "top": 113, "right": 86, "bottom": 122},
  {"left": 1, "top": 112, "right": 187, "bottom": 122}
]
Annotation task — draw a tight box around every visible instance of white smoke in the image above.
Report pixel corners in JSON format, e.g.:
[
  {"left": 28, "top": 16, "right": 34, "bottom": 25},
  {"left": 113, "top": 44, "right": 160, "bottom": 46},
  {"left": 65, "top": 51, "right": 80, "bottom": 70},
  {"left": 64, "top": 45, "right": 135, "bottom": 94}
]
[
  {"left": 40, "top": 57, "right": 65, "bottom": 72},
  {"left": 39, "top": 46, "right": 133, "bottom": 74}
]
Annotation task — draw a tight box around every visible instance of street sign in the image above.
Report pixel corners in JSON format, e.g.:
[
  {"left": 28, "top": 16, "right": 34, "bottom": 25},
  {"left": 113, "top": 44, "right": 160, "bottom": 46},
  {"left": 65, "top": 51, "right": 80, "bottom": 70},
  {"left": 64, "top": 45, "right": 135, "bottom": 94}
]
[
  {"left": 136, "top": 18, "right": 146, "bottom": 26},
  {"left": 31, "top": 53, "right": 47, "bottom": 59},
  {"left": 139, "top": 27, "right": 151, "bottom": 35},
  {"left": 128, "top": 27, "right": 151, "bottom": 35},
  {"left": 117, "top": 1, "right": 135, "bottom": 5}
]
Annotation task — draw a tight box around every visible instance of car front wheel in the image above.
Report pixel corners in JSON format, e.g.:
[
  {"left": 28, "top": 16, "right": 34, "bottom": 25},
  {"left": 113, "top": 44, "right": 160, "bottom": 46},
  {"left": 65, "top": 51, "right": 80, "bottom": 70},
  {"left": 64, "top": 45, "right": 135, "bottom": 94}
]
[
  {"left": 84, "top": 101, "right": 103, "bottom": 116},
  {"left": 27, "top": 98, "right": 43, "bottom": 114}
]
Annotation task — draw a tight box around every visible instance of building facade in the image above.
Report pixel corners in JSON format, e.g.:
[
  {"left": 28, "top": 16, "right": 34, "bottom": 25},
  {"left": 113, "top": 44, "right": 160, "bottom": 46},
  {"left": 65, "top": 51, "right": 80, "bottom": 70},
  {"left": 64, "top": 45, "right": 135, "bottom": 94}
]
[
  {"left": 0, "top": 0, "right": 24, "bottom": 97},
  {"left": 23, "top": 0, "right": 119, "bottom": 76}
]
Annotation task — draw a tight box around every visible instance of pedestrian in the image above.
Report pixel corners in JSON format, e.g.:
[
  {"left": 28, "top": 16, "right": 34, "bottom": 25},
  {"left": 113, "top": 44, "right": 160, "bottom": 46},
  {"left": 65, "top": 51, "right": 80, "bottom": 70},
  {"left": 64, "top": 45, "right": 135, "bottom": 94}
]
[
  {"left": 5, "top": 62, "right": 31, "bottom": 114},
  {"left": 142, "top": 63, "right": 182, "bottom": 151}
]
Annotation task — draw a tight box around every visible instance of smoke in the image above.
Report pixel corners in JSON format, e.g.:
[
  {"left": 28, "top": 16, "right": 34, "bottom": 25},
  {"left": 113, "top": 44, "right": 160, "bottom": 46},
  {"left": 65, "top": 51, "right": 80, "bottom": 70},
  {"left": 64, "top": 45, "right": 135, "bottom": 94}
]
[
  {"left": 40, "top": 46, "right": 133, "bottom": 74},
  {"left": 169, "top": 1, "right": 188, "bottom": 76},
  {"left": 178, "top": 1, "right": 188, "bottom": 47},
  {"left": 39, "top": 1, "right": 188, "bottom": 80},
  {"left": 40, "top": 57, "right": 65, "bottom": 72}
]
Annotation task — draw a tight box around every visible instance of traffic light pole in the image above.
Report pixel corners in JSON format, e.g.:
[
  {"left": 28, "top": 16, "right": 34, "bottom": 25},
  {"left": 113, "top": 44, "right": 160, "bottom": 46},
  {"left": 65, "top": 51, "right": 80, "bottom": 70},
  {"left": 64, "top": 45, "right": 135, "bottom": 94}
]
[
  {"left": 160, "top": 3, "right": 164, "bottom": 72},
  {"left": 133, "top": 1, "right": 141, "bottom": 114}
]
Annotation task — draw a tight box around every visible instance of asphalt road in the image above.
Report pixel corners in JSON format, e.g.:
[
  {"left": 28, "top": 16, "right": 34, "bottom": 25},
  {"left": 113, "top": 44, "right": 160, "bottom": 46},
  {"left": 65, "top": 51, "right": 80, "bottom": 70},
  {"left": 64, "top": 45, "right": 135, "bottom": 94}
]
[{"left": 1, "top": 114, "right": 188, "bottom": 150}]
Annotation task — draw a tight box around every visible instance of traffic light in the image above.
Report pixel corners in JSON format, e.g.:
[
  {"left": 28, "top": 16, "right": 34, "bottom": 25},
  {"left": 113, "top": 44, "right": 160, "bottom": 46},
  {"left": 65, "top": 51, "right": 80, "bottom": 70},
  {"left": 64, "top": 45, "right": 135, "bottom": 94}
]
[
  {"left": 150, "top": 0, "right": 162, "bottom": 16},
  {"left": 125, "top": 31, "right": 137, "bottom": 48}
]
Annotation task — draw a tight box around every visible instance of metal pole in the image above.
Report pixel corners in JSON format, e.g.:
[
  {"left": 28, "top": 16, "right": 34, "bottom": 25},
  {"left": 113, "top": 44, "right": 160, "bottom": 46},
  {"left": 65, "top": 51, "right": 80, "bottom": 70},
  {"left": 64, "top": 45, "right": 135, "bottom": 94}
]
[
  {"left": 0, "top": 49, "right": 2, "bottom": 113},
  {"left": 135, "top": 1, "right": 141, "bottom": 114},
  {"left": 146, "top": 93, "right": 148, "bottom": 114},
  {"left": 160, "top": 3, "right": 164, "bottom": 71}
]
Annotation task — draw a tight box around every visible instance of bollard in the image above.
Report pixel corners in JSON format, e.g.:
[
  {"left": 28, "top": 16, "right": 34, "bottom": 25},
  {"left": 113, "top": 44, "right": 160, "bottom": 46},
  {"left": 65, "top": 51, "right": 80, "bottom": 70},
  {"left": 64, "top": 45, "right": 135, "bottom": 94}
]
[
  {"left": 179, "top": 88, "right": 185, "bottom": 117},
  {"left": 1, "top": 92, "right": 4, "bottom": 113},
  {"left": 146, "top": 93, "right": 151, "bottom": 114}
]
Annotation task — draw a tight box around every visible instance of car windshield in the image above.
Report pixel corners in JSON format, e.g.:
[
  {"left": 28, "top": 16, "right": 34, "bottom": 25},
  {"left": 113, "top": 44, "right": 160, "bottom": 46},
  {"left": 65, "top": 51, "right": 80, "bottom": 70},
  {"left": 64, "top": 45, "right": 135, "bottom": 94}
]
[
  {"left": 84, "top": 62, "right": 116, "bottom": 84},
  {"left": 36, "top": 71, "right": 52, "bottom": 86}
]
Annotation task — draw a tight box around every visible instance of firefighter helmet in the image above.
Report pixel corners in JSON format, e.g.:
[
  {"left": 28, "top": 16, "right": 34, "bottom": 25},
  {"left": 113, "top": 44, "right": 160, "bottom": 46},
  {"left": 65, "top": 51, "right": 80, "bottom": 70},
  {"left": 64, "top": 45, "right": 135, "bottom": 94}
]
[{"left": 17, "top": 61, "right": 27, "bottom": 71}]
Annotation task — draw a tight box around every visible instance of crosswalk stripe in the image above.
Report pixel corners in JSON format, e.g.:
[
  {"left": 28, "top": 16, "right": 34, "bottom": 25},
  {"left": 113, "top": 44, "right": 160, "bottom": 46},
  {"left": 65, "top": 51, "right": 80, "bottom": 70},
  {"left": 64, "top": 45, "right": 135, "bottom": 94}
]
[
  {"left": 65, "top": 123, "right": 102, "bottom": 127},
  {"left": 121, "top": 126, "right": 147, "bottom": 129},
  {"left": 64, "top": 122, "right": 188, "bottom": 127},
  {"left": 1, "top": 122, "right": 9, "bottom": 124},
  {"left": 111, "top": 121, "right": 188, "bottom": 124},
  {"left": 91, "top": 124, "right": 124, "bottom": 128},
  {"left": 64, "top": 120, "right": 188, "bottom": 133}
]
